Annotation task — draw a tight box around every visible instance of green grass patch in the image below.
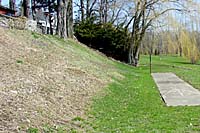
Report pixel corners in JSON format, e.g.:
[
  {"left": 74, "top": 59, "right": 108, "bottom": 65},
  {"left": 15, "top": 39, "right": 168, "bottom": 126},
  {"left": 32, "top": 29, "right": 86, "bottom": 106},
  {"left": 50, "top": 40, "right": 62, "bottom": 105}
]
[
  {"left": 27, "top": 127, "right": 39, "bottom": 133},
  {"left": 31, "top": 32, "right": 40, "bottom": 39},
  {"left": 16, "top": 59, "right": 23, "bottom": 64},
  {"left": 140, "top": 55, "right": 200, "bottom": 89},
  {"left": 89, "top": 55, "right": 200, "bottom": 132}
]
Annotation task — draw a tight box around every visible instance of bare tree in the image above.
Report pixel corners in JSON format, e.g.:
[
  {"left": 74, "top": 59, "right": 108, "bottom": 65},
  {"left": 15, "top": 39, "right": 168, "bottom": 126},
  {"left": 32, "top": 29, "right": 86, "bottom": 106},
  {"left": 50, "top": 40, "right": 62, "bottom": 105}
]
[
  {"left": 86, "top": 0, "right": 97, "bottom": 20},
  {"left": 127, "top": 0, "right": 184, "bottom": 66},
  {"left": 74, "top": 0, "right": 98, "bottom": 21}
]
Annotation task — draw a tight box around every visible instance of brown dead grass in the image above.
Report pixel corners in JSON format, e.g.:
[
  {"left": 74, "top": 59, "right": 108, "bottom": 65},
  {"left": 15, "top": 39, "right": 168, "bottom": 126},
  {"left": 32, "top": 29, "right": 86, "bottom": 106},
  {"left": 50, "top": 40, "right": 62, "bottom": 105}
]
[{"left": 0, "top": 27, "right": 123, "bottom": 132}]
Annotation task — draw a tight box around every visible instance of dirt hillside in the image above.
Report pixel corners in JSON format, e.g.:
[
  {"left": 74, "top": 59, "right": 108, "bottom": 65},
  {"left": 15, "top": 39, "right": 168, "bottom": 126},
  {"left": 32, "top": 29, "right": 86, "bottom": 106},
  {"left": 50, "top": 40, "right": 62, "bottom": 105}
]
[{"left": 0, "top": 27, "right": 121, "bottom": 132}]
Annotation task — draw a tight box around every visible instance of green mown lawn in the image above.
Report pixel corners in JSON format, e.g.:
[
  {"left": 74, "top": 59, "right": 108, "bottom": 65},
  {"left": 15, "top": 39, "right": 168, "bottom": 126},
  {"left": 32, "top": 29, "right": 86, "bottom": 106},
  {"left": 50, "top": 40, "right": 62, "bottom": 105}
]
[{"left": 89, "top": 55, "right": 200, "bottom": 132}]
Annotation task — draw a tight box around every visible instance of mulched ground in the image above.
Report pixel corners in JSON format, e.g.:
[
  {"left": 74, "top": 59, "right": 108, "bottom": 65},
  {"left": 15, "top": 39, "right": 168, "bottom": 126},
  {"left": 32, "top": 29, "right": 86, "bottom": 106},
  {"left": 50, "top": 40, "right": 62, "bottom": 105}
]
[{"left": 0, "top": 27, "right": 119, "bottom": 132}]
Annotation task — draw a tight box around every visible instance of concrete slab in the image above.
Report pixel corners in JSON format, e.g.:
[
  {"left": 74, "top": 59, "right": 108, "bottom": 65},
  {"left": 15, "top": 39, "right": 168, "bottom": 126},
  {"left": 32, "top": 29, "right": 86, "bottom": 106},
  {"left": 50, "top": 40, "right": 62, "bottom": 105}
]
[{"left": 152, "top": 73, "right": 200, "bottom": 106}]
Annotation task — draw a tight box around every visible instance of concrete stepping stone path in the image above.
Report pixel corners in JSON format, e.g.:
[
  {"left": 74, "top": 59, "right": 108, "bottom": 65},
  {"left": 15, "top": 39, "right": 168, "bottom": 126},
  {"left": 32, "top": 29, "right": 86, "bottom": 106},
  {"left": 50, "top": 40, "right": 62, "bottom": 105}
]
[{"left": 152, "top": 73, "right": 200, "bottom": 106}]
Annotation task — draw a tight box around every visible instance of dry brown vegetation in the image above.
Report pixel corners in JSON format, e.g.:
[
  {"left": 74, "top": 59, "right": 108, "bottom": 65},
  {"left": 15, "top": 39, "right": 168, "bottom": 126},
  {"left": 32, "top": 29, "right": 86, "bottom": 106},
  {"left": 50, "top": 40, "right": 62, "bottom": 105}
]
[{"left": 0, "top": 27, "right": 122, "bottom": 132}]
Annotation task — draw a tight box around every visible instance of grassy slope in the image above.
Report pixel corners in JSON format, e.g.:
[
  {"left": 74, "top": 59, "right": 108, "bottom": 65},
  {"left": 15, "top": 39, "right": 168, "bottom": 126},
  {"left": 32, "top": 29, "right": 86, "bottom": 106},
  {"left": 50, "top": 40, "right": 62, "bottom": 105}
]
[
  {"left": 0, "top": 28, "right": 122, "bottom": 132},
  {"left": 1, "top": 28, "right": 200, "bottom": 132},
  {"left": 89, "top": 55, "right": 200, "bottom": 132}
]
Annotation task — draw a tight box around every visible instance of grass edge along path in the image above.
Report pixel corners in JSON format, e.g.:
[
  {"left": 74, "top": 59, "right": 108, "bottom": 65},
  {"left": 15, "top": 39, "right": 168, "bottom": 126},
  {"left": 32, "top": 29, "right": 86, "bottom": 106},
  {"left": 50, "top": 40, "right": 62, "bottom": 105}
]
[{"left": 89, "top": 56, "right": 200, "bottom": 132}]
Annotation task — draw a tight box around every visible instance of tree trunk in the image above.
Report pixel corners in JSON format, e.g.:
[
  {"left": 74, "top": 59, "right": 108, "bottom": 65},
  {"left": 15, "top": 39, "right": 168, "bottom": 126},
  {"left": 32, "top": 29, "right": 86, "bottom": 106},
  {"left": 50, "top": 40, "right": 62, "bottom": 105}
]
[
  {"left": 133, "top": 47, "right": 140, "bottom": 66},
  {"left": 129, "top": 41, "right": 140, "bottom": 67},
  {"left": 49, "top": 15, "right": 53, "bottom": 35},
  {"left": 179, "top": 45, "right": 182, "bottom": 57},
  {"left": 57, "top": 0, "right": 67, "bottom": 39},
  {"left": 176, "top": 34, "right": 182, "bottom": 57},
  {"left": 22, "top": 0, "right": 29, "bottom": 18},
  {"left": 67, "top": 0, "right": 73, "bottom": 38},
  {"left": 63, "top": 2, "right": 67, "bottom": 38},
  {"left": 86, "top": 0, "right": 90, "bottom": 19},
  {"left": 104, "top": 0, "right": 108, "bottom": 23},
  {"left": 80, "top": 0, "right": 84, "bottom": 21},
  {"left": 31, "top": 0, "right": 36, "bottom": 20},
  {"left": 48, "top": 0, "right": 53, "bottom": 35},
  {"left": 57, "top": 0, "right": 73, "bottom": 39},
  {"left": 9, "top": 0, "right": 15, "bottom": 10},
  {"left": 99, "top": 0, "right": 103, "bottom": 23},
  {"left": 57, "top": 0, "right": 61, "bottom": 36}
]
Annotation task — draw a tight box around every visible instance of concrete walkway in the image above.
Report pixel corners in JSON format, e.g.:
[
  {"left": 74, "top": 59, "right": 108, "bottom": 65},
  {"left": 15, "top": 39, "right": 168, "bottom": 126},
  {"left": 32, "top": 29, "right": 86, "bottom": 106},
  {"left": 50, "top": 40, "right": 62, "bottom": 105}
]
[{"left": 152, "top": 73, "right": 200, "bottom": 106}]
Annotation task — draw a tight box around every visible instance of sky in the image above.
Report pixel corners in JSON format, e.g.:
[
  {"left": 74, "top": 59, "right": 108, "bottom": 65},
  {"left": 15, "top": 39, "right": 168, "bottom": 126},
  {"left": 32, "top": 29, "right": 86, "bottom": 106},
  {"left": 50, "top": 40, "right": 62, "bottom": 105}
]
[{"left": 1, "top": 0, "right": 21, "bottom": 7}]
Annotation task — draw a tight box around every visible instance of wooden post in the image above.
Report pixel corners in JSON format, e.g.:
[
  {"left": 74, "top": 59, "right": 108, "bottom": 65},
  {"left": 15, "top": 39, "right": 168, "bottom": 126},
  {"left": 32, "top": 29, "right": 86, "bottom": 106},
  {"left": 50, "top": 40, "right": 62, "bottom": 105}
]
[
  {"left": 150, "top": 49, "right": 152, "bottom": 74},
  {"left": 150, "top": 30, "right": 154, "bottom": 74}
]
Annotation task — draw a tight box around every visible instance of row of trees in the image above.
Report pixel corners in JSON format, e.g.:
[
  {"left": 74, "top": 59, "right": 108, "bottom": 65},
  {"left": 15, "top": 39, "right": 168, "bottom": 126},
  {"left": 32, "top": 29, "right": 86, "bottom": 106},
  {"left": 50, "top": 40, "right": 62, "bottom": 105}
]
[
  {"left": 141, "top": 30, "right": 200, "bottom": 64},
  {"left": 141, "top": 3, "right": 200, "bottom": 64},
  {"left": 75, "top": 0, "right": 190, "bottom": 66},
  {"left": 4, "top": 0, "right": 200, "bottom": 66}
]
